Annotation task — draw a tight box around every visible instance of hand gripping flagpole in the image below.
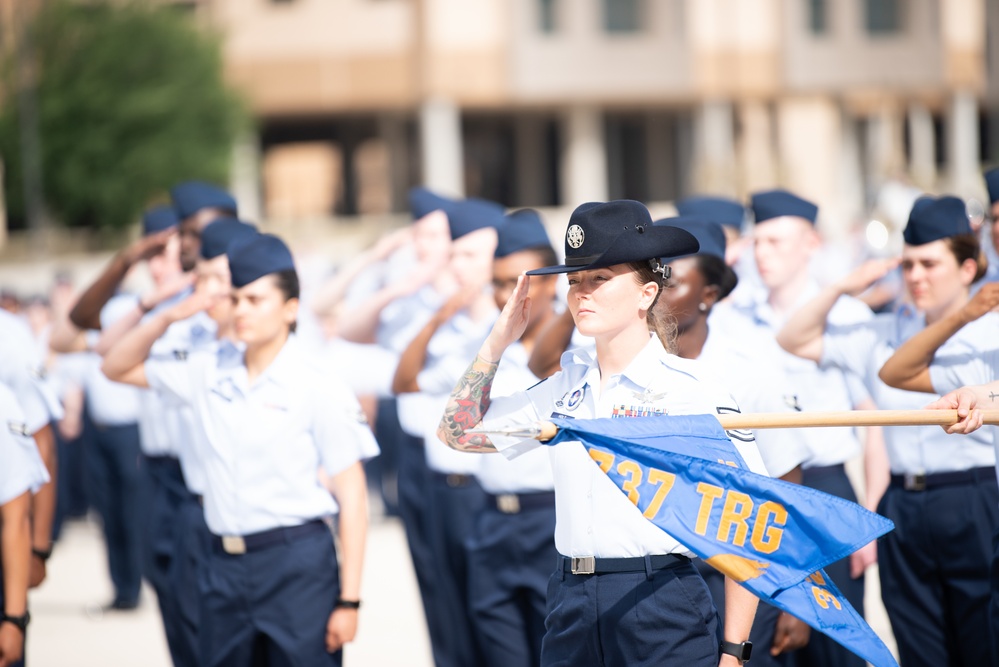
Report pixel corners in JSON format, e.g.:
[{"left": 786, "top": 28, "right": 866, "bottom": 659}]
[{"left": 468, "top": 409, "right": 999, "bottom": 441}]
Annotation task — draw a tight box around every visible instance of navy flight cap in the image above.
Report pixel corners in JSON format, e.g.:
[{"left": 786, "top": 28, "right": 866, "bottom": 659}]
[
  {"left": 654, "top": 217, "right": 726, "bottom": 262},
  {"left": 142, "top": 205, "right": 179, "bottom": 236},
  {"left": 408, "top": 187, "right": 453, "bottom": 221},
  {"left": 526, "top": 200, "right": 699, "bottom": 276},
  {"left": 228, "top": 234, "right": 296, "bottom": 288},
  {"left": 199, "top": 219, "right": 259, "bottom": 260},
  {"left": 446, "top": 197, "right": 506, "bottom": 241},
  {"left": 495, "top": 209, "right": 553, "bottom": 259},
  {"left": 751, "top": 189, "right": 818, "bottom": 225},
  {"left": 984, "top": 168, "right": 999, "bottom": 206},
  {"left": 902, "top": 196, "right": 971, "bottom": 246},
  {"left": 675, "top": 196, "right": 745, "bottom": 229},
  {"left": 171, "top": 181, "right": 238, "bottom": 220}
]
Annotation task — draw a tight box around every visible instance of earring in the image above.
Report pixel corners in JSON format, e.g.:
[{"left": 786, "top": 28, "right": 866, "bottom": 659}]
[{"left": 698, "top": 303, "right": 708, "bottom": 312}]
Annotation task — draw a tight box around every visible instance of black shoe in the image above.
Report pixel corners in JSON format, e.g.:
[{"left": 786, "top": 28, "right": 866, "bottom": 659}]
[{"left": 108, "top": 597, "right": 139, "bottom": 611}]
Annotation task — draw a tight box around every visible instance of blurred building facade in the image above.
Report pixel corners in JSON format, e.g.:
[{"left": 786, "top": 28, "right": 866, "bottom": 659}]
[{"left": 191, "top": 0, "right": 993, "bottom": 236}]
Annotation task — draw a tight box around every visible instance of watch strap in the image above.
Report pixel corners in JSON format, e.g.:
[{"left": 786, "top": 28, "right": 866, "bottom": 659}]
[
  {"left": 720, "top": 639, "right": 753, "bottom": 662},
  {"left": 1, "top": 611, "right": 30, "bottom": 632}
]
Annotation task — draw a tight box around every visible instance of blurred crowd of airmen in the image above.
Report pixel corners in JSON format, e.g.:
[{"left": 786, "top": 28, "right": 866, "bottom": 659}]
[{"left": 0, "top": 165, "right": 997, "bottom": 667}]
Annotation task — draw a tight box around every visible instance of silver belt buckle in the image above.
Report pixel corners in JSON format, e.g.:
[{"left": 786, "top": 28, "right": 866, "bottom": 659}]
[
  {"left": 571, "top": 556, "right": 595, "bottom": 575},
  {"left": 496, "top": 494, "right": 521, "bottom": 514},
  {"left": 904, "top": 472, "right": 927, "bottom": 492},
  {"left": 222, "top": 535, "right": 247, "bottom": 555}
]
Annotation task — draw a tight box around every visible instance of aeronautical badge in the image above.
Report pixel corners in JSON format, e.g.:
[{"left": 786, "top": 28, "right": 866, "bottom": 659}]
[
  {"left": 566, "top": 224, "right": 585, "bottom": 249},
  {"left": 632, "top": 388, "right": 667, "bottom": 404},
  {"left": 7, "top": 421, "right": 29, "bottom": 437}
]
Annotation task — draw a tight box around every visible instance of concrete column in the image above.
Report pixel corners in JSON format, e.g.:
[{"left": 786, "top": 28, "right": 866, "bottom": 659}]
[
  {"left": 693, "top": 100, "right": 736, "bottom": 195},
  {"left": 379, "top": 114, "right": 411, "bottom": 213},
  {"left": 230, "top": 131, "right": 262, "bottom": 224},
  {"left": 907, "top": 103, "right": 936, "bottom": 190},
  {"left": 419, "top": 97, "right": 465, "bottom": 197},
  {"left": 513, "top": 115, "right": 550, "bottom": 207},
  {"left": 737, "top": 101, "right": 777, "bottom": 196},
  {"left": 645, "top": 112, "right": 676, "bottom": 203},
  {"left": 837, "top": 110, "right": 865, "bottom": 229},
  {"left": 948, "top": 90, "right": 981, "bottom": 198},
  {"left": 560, "top": 106, "right": 608, "bottom": 207},
  {"left": 868, "top": 102, "right": 905, "bottom": 186}
]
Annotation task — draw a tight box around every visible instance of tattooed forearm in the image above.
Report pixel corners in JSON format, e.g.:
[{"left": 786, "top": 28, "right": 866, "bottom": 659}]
[{"left": 437, "top": 354, "right": 499, "bottom": 452}]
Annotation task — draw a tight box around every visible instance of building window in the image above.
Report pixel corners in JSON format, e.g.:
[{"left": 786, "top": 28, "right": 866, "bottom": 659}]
[
  {"left": 603, "top": 0, "right": 643, "bottom": 34},
  {"left": 865, "top": 0, "right": 901, "bottom": 35},
  {"left": 539, "top": 0, "right": 557, "bottom": 33},
  {"left": 807, "top": 0, "right": 827, "bottom": 35}
]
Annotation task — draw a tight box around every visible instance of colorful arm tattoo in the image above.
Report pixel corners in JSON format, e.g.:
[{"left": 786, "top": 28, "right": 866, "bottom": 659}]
[{"left": 438, "top": 354, "right": 499, "bottom": 452}]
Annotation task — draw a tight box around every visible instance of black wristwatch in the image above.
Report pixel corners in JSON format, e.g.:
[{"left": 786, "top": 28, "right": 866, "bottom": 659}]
[
  {"left": 32, "top": 546, "right": 53, "bottom": 562},
  {"left": 1, "top": 611, "right": 30, "bottom": 633},
  {"left": 334, "top": 598, "right": 361, "bottom": 610},
  {"left": 720, "top": 639, "right": 752, "bottom": 663}
]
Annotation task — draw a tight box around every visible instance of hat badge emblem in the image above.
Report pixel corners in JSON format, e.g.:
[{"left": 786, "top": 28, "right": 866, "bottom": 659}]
[{"left": 567, "top": 224, "right": 585, "bottom": 249}]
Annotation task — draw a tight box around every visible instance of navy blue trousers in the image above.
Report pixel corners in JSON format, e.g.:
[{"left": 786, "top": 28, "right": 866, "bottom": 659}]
[
  {"left": 467, "top": 500, "right": 557, "bottom": 667},
  {"left": 426, "top": 473, "right": 487, "bottom": 667},
  {"left": 170, "top": 490, "right": 210, "bottom": 667},
  {"left": 877, "top": 477, "right": 999, "bottom": 667},
  {"left": 198, "top": 524, "right": 341, "bottom": 667},
  {"left": 370, "top": 397, "right": 402, "bottom": 516},
  {"left": 88, "top": 422, "right": 144, "bottom": 605},
  {"left": 541, "top": 559, "right": 719, "bottom": 667},
  {"left": 991, "top": 530, "right": 999, "bottom": 664},
  {"left": 695, "top": 559, "right": 795, "bottom": 667},
  {"left": 52, "top": 412, "right": 93, "bottom": 541},
  {"left": 798, "top": 465, "right": 865, "bottom": 667}
]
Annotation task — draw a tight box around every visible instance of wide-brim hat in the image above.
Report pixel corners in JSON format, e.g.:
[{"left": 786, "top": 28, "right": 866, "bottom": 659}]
[{"left": 526, "top": 200, "right": 699, "bottom": 276}]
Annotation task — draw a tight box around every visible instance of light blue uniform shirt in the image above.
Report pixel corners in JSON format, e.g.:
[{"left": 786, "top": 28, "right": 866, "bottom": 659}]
[
  {"left": 474, "top": 341, "right": 554, "bottom": 495},
  {"left": 145, "top": 336, "right": 380, "bottom": 536},
  {"left": 0, "top": 310, "right": 62, "bottom": 433},
  {"left": 87, "top": 295, "right": 141, "bottom": 426},
  {"left": 482, "top": 337, "right": 769, "bottom": 559},
  {"left": 721, "top": 282, "right": 874, "bottom": 468},
  {"left": 0, "top": 382, "right": 50, "bottom": 505},
  {"left": 822, "top": 307, "right": 998, "bottom": 475}
]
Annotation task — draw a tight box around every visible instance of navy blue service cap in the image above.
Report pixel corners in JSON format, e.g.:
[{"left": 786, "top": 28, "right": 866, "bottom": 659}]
[
  {"left": 495, "top": 209, "right": 553, "bottom": 258},
  {"left": 526, "top": 200, "right": 699, "bottom": 276},
  {"left": 984, "top": 168, "right": 999, "bottom": 206},
  {"left": 170, "top": 181, "right": 238, "bottom": 220},
  {"left": 751, "top": 189, "right": 818, "bottom": 225},
  {"left": 902, "top": 196, "right": 971, "bottom": 246},
  {"left": 446, "top": 197, "right": 506, "bottom": 240},
  {"left": 675, "top": 196, "right": 745, "bottom": 229},
  {"left": 228, "top": 233, "right": 296, "bottom": 288},
  {"left": 142, "top": 205, "right": 179, "bottom": 236},
  {"left": 653, "top": 217, "right": 726, "bottom": 261},
  {"left": 409, "top": 187, "right": 452, "bottom": 221},
  {"left": 199, "top": 218, "right": 259, "bottom": 260}
]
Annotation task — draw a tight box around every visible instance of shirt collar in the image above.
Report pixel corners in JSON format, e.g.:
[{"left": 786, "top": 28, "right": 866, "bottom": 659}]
[
  {"left": 566, "top": 335, "right": 669, "bottom": 393},
  {"left": 216, "top": 335, "right": 301, "bottom": 391}
]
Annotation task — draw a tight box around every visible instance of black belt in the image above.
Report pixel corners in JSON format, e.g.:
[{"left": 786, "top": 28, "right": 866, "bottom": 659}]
[
  {"left": 211, "top": 519, "right": 328, "bottom": 555},
  {"left": 889, "top": 466, "right": 996, "bottom": 492},
  {"left": 486, "top": 490, "right": 555, "bottom": 514},
  {"left": 430, "top": 472, "right": 474, "bottom": 488},
  {"left": 802, "top": 463, "right": 846, "bottom": 479},
  {"left": 558, "top": 553, "right": 690, "bottom": 575}
]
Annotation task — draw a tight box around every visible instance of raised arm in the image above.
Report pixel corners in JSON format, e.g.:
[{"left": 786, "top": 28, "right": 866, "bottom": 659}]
[
  {"left": 69, "top": 229, "right": 175, "bottom": 330},
  {"left": 437, "top": 274, "right": 532, "bottom": 453},
  {"left": 527, "top": 307, "right": 575, "bottom": 378},
  {"left": 878, "top": 283, "right": 999, "bottom": 393},
  {"left": 390, "top": 290, "right": 468, "bottom": 394},
  {"left": 777, "top": 258, "right": 898, "bottom": 362},
  {"left": 93, "top": 273, "right": 195, "bottom": 356}
]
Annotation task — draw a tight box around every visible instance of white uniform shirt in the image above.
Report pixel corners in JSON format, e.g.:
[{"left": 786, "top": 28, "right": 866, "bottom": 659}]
[
  {"left": 474, "top": 341, "right": 555, "bottom": 495},
  {"left": 0, "top": 310, "right": 61, "bottom": 433},
  {"left": 481, "top": 336, "right": 769, "bottom": 559},
  {"left": 721, "top": 282, "right": 873, "bottom": 467},
  {"left": 0, "top": 383, "right": 50, "bottom": 505},
  {"left": 144, "top": 336, "right": 380, "bottom": 536},
  {"left": 418, "top": 308, "right": 497, "bottom": 475},
  {"left": 86, "top": 295, "right": 141, "bottom": 426},
  {"left": 823, "top": 308, "right": 998, "bottom": 475},
  {"left": 698, "top": 327, "right": 808, "bottom": 478}
]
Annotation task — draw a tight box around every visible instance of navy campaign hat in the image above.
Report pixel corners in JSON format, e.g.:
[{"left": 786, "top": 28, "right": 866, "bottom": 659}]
[
  {"left": 675, "top": 196, "right": 745, "bottom": 229},
  {"left": 653, "top": 217, "right": 726, "bottom": 261},
  {"left": 495, "top": 209, "right": 553, "bottom": 259},
  {"left": 199, "top": 218, "right": 259, "bottom": 260},
  {"left": 228, "top": 234, "right": 296, "bottom": 288},
  {"left": 984, "top": 168, "right": 999, "bottom": 206},
  {"left": 446, "top": 197, "right": 506, "bottom": 241},
  {"left": 902, "top": 196, "right": 971, "bottom": 246},
  {"left": 526, "top": 200, "right": 699, "bottom": 276},
  {"left": 751, "top": 189, "right": 818, "bottom": 225},
  {"left": 142, "top": 205, "right": 179, "bottom": 236},
  {"left": 409, "top": 187, "right": 452, "bottom": 221},
  {"left": 170, "top": 181, "right": 238, "bottom": 220}
]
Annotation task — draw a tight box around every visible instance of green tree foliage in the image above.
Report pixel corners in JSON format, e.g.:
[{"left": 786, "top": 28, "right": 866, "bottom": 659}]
[{"left": 0, "top": 1, "right": 248, "bottom": 229}]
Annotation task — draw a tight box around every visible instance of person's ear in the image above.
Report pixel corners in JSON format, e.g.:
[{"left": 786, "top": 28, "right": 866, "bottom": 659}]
[
  {"left": 639, "top": 281, "right": 659, "bottom": 310},
  {"left": 700, "top": 284, "right": 721, "bottom": 311},
  {"left": 282, "top": 297, "right": 300, "bottom": 327},
  {"left": 958, "top": 257, "right": 979, "bottom": 286}
]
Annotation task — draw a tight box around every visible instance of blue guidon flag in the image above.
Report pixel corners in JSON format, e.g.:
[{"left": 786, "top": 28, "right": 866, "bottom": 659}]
[{"left": 544, "top": 414, "right": 898, "bottom": 667}]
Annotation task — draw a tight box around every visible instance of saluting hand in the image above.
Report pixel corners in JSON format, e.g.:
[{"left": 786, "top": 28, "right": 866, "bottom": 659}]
[
  {"left": 164, "top": 288, "right": 218, "bottom": 324},
  {"left": 482, "top": 273, "right": 531, "bottom": 362},
  {"left": 325, "top": 608, "right": 358, "bottom": 654},
  {"left": 833, "top": 258, "right": 900, "bottom": 297},
  {"left": 958, "top": 282, "right": 999, "bottom": 324},
  {"left": 121, "top": 227, "right": 176, "bottom": 266}
]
